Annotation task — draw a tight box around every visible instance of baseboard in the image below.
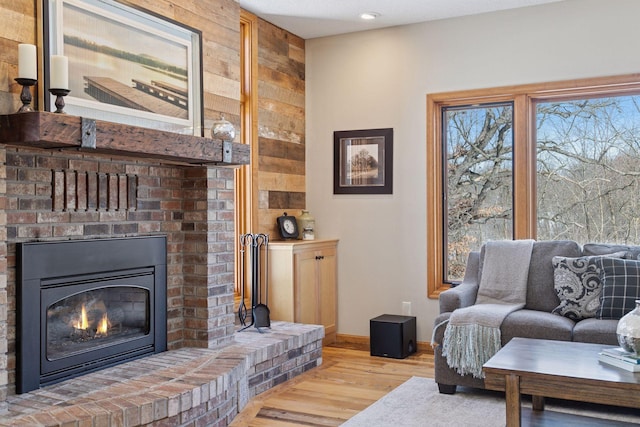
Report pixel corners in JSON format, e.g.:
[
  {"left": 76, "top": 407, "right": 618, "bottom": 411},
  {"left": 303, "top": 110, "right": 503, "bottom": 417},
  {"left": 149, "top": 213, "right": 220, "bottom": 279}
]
[
  {"left": 335, "top": 334, "right": 434, "bottom": 354},
  {"left": 335, "top": 334, "right": 369, "bottom": 350}
]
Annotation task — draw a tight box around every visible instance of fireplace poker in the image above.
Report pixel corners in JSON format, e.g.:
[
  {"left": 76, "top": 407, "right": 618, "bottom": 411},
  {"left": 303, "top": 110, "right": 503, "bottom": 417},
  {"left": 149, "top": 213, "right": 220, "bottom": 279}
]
[
  {"left": 238, "top": 233, "right": 270, "bottom": 332},
  {"left": 252, "top": 233, "right": 270, "bottom": 330},
  {"left": 238, "top": 233, "right": 251, "bottom": 326}
]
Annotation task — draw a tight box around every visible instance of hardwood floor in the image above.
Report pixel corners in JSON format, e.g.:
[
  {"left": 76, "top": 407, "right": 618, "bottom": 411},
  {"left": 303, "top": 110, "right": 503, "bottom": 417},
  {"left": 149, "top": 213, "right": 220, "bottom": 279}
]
[{"left": 229, "top": 344, "right": 435, "bottom": 426}]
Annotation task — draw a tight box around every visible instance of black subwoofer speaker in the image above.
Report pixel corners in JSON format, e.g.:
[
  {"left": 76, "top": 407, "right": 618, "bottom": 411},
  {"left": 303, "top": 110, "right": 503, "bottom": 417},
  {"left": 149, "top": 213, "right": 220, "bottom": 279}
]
[{"left": 370, "top": 314, "right": 416, "bottom": 359}]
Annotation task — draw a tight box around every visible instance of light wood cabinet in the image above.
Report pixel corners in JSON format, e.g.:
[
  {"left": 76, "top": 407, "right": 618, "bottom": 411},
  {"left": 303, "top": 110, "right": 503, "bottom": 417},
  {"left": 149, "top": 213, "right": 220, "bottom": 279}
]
[{"left": 267, "top": 239, "right": 338, "bottom": 344}]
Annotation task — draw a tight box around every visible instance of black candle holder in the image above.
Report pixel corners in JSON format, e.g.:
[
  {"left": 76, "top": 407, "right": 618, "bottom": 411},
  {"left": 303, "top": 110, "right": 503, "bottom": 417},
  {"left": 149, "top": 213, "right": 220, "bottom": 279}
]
[
  {"left": 49, "top": 88, "right": 71, "bottom": 114},
  {"left": 15, "top": 78, "right": 36, "bottom": 112}
]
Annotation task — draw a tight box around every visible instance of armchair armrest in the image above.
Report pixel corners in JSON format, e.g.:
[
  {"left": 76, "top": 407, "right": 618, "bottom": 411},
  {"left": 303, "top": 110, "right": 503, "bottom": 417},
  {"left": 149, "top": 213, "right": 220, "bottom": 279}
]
[{"left": 438, "top": 251, "right": 480, "bottom": 313}]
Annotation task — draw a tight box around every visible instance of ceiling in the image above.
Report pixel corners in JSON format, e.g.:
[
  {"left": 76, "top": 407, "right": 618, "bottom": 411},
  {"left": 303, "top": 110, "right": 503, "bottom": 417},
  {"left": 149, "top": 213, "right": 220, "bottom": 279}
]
[{"left": 239, "top": 0, "right": 565, "bottom": 39}]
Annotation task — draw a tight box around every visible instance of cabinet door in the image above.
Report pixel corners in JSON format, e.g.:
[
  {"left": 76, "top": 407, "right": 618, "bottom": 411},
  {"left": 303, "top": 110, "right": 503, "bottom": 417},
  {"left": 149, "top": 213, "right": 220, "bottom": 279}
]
[
  {"left": 317, "top": 247, "right": 337, "bottom": 336},
  {"left": 295, "top": 250, "right": 319, "bottom": 325},
  {"left": 294, "top": 245, "right": 337, "bottom": 335}
]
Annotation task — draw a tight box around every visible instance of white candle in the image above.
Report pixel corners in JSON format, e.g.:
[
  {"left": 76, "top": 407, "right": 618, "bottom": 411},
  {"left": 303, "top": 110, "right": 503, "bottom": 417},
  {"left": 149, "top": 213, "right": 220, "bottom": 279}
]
[
  {"left": 18, "top": 44, "right": 37, "bottom": 80},
  {"left": 50, "top": 55, "right": 69, "bottom": 90}
]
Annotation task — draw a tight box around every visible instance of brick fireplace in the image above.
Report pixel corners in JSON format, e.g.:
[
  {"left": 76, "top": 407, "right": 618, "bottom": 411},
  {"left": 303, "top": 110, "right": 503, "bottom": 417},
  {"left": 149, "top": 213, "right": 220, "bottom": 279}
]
[
  {"left": 17, "top": 236, "right": 168, "bottom": 393},
  {"left": 0, "top": 141, "right": 239, "bottom": 401},
  {"left": 0, "top": 113, "right": 323, "bottom": 425},
  {"left": 0, "top": 111, "right": 243, "bottom": 408}
]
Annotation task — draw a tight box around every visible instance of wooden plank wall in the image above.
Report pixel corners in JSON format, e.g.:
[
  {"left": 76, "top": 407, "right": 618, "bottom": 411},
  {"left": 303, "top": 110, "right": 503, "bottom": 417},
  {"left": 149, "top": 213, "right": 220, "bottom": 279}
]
[
  {"left": 0, "top": 1, "right": 306, "bottom": 239},
  {"left": 0, "top": 1, "right": 37, "bottom": 112},
  {"left": 0, "top": 0, "right": 242, "bottom": 133},
  {"left": 256, "top": 19, "right": 306, "bottom": 237}
]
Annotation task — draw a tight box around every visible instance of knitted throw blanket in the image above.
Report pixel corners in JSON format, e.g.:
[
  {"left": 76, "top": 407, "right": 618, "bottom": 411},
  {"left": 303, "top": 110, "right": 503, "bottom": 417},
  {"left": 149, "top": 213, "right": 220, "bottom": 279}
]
[{"left": 442, "top": 240, "right": 534, "bottom": 378}]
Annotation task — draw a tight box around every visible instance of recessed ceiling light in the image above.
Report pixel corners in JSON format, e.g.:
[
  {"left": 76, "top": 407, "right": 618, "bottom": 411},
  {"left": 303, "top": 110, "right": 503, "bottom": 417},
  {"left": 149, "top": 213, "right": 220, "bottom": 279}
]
[{"left": 360, "top": 12, "right": 380, "bottom": 20}]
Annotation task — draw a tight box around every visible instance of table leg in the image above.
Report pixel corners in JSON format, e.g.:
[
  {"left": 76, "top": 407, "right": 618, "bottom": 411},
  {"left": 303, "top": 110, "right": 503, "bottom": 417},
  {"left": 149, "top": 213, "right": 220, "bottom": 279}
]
[
  {"left": 532, "top": 395, "right": 545, "bottom": 411},
  {"left": 505, "top": 373, "right": 521, "bottom": 427}
]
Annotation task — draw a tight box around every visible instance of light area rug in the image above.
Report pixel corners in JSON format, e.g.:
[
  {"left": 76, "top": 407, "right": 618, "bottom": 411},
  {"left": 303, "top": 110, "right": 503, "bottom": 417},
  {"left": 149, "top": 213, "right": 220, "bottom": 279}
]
[{"left": 341, "top": 377, "right": 640, "bottom": 427}]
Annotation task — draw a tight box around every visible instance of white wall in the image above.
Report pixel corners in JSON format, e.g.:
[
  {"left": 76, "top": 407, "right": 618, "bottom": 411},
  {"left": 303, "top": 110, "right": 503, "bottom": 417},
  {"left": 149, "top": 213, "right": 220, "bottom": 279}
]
[{"left": 305, "top": 0, "right": 640, "bottom": 343}]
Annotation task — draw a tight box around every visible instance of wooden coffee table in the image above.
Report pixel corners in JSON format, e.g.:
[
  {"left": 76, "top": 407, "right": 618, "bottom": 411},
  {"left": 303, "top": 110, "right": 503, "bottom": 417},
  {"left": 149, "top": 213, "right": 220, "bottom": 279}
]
[{"left": 483, "top": 337, "right": 640, "bottom": 427}]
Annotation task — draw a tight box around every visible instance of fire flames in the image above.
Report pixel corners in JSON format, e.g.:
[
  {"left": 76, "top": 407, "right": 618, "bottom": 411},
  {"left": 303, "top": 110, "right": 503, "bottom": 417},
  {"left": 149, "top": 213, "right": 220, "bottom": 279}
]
[
  {"left": 73, "top": 303, "right": 110, "bottom": 337},
  {"left": 73, "top": 304, "right": 89, "bottom": 330},
  {"left": 97, "top": 313, "right": 109, "bottom": 336}
]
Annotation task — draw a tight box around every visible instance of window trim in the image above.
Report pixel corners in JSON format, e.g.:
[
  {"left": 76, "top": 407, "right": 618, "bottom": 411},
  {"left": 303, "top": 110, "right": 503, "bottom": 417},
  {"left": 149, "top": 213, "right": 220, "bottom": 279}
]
[
  {"left": 427, "top": 74, "right": 640, "bottom": 298},
  {"left": 235, "top": 11, "right": 259, "bottom": 295}
]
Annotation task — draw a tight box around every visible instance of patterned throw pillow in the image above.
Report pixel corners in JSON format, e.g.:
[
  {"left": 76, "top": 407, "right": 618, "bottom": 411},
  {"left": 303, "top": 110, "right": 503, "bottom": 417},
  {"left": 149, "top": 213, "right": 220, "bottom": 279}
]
[
  {"left": 551, "top": 253, "right": 625, "bottom": 320},
  {"left": 596, "top": 257, "right": 640, "bottom": 319}
]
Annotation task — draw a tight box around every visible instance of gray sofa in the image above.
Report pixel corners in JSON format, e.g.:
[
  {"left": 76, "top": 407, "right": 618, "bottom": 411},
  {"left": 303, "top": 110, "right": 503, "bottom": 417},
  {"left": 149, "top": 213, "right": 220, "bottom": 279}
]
[{"left": 432, "top": 240, "right": 640, "bottom": 394}]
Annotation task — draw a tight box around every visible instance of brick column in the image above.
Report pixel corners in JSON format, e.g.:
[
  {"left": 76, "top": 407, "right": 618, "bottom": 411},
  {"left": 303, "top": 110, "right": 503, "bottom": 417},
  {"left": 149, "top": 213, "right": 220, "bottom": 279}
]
[{"left": 182, "top": 167, "right": 236, "bottom": 348}]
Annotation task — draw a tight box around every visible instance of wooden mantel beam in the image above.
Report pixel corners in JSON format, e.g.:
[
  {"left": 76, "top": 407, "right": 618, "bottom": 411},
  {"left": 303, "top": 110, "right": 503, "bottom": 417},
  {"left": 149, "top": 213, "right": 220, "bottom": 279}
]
[{"left": 0, "top": 112, "right": 250, "bottom": 166}]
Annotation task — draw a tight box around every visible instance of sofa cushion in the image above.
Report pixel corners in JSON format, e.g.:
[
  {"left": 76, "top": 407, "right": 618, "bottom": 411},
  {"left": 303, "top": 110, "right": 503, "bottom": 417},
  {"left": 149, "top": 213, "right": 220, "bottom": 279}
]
[
  {"left": 525, "top": 240, "right": 581, "bottom": 312},
  {"left": 595, "top": 257, "right": 640, "bottom": 319},
  {"left": 500, "top": 309, "right": 574, "bottom": 345},
  {"left": 551, "top": 252, "right": 626, "bottom": 320},
  {"left": 572, "top": 318, "right": 619, "bottom": 345},
  {"left": 583, "top": 243, "right": 640, "bottom": 259}
]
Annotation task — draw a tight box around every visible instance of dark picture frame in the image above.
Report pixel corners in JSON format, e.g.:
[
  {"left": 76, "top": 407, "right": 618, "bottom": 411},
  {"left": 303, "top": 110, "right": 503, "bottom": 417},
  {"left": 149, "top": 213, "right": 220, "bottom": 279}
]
[
  {"left": 42, "top": 0, "right": 203, "bottom": 136},
  {"left": 333, "top": 128, "right": 393, "bottom": 194}
]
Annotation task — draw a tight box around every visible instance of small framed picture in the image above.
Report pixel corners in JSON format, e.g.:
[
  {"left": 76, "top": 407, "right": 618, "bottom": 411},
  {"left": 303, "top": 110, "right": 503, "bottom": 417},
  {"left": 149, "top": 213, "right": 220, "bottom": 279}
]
[{"left": 333, "top": 128, "right": 393, "bottom": 194}]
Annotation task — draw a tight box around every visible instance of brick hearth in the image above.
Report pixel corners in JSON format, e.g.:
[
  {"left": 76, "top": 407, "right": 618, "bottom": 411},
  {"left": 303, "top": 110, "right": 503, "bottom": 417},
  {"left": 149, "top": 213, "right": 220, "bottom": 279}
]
[{"left": 2, "top": 322, "right": 323, "bottom": 426}]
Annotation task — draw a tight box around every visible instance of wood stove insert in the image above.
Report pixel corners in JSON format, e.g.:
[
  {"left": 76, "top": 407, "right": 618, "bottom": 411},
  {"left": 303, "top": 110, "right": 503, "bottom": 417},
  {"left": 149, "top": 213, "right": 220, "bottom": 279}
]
[{"left": 16, "top": 236, "right": 167, "bottom": 393}]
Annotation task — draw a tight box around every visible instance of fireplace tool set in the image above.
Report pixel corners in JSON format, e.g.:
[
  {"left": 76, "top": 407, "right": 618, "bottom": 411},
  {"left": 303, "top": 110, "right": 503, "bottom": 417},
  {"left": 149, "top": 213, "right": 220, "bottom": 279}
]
[{"left": 238, "top": 233, "right": 270, "bottom": 332}]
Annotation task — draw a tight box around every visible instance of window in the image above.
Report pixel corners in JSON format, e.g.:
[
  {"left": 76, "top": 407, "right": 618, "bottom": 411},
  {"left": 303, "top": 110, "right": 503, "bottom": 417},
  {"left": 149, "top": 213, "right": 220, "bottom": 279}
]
[
  {"left": 536, "top": 96, "right": 640, "bottom": 243},
  {"left": 236, "top": 11, "right": 258, "bottom": 295},
  {"left": 427, "top": 75, "right": 640, "bottom": 297},
  {"left": 443, "top": 103, "right": 514, "bottom": 282}
]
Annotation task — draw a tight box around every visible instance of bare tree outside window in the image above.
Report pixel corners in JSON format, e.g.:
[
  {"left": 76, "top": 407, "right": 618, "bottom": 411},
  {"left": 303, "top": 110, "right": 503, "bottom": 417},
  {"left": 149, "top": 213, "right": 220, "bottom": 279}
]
[
  {"left": 536, "top": 96, "right": 640, "bottom": 243},
  {"left": 443, "top": 95, "right": 640, "bottom": 284},
  {"left": 428, "top": 77, "right": 640, "bottom": 297},
  {"left": 444, "top": 103, "right": 514, "bottom": 282}
]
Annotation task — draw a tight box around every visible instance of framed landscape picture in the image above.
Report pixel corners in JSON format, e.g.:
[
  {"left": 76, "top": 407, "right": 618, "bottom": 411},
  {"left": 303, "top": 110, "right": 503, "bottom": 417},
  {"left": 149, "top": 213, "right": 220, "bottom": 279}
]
[
  {"left": 43, "top": 0, "right": 203, "bottom": 136},
  {"left": 333, "top": 128, "right": 393, "bottom": 194}
]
